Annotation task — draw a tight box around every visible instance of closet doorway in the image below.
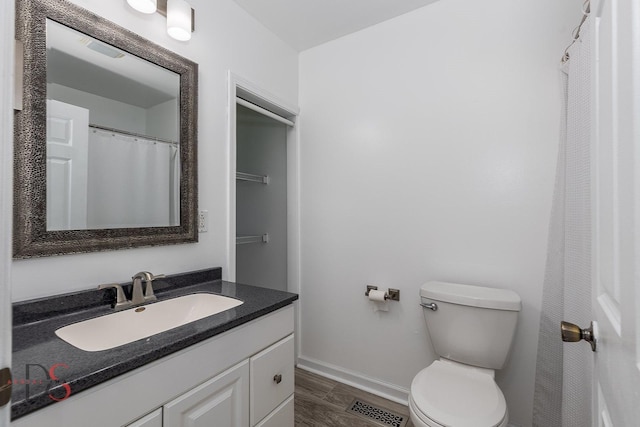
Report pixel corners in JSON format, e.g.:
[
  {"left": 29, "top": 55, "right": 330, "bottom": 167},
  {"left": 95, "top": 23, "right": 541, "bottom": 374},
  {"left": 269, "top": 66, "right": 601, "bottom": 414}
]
[
  {"left": 228, "top": 73, "right": 300, "bottom": 296},
  {"left": 236, "top": 103, "right": 287, "bottom": 290}
]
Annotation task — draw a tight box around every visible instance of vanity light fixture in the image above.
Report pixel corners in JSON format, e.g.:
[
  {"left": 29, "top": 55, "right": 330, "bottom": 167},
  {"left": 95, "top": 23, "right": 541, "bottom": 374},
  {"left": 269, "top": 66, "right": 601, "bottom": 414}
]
[
  {"left": 127, "top": 0, "right": 194, "bottom": 42},
  {"left": 127, "top": 0, "right": 157, "bottom": 14},
  {"left": 166, "top": 0, "right": 192, "bottom": 41}
]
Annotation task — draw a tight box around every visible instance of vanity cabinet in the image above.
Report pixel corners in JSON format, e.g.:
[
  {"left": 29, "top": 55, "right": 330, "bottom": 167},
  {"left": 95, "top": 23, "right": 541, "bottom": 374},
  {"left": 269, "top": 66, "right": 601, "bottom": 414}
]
[
  {"left": 13, "top": 306, "right": 295, "bottom": 427},
  {"left": 126, "top": 335, "right": 294, "bottom": 427}
]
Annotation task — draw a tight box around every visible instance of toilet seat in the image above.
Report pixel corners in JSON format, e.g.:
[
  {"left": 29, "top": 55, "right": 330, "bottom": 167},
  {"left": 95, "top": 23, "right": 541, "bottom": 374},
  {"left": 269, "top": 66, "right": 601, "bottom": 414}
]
[{"left": 409, "top": 360, "right": 507, "bottom": 427}]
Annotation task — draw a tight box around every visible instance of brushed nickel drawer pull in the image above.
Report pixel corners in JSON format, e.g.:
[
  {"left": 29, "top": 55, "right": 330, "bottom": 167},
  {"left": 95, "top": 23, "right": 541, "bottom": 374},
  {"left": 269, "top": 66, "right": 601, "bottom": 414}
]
[{"left": 273, "top": 374, "right": 282, "bottom": 384}]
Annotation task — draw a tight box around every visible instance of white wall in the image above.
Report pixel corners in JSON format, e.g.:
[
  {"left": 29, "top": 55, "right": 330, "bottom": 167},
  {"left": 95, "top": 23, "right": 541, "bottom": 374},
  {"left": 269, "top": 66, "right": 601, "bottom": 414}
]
[
  {"left": 146, "top": 98, "right": 179, "bottom": 141},
  {"left": 47, "top": 83, "right": 147, "bottom": 134},
  {"left": 298, "top": 0, "right": 582, "bottom": 426},
  {"left": 49, "top": 83, "right": 179, "bottom": 140},
  {"left": 11, "top": 0, "right": 298, "bottom": 301}
]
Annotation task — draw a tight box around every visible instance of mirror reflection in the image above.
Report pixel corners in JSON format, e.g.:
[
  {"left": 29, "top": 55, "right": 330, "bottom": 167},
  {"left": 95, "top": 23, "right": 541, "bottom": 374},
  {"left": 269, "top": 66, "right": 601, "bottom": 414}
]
[{"left": 45, "top": 19, "right": 181, "bottom": 231}]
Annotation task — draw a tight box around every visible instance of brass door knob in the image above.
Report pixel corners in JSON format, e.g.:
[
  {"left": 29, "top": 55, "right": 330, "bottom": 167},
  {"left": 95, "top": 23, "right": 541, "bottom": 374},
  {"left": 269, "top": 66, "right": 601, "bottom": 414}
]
[{"left": 561, "top": 321, "right": 597, "bottom": 352}]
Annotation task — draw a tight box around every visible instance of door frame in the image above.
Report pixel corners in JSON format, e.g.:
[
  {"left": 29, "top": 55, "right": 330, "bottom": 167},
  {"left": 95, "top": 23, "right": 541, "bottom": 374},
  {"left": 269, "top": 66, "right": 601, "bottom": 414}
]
[
  {"left": 226, "top": 71, "right": 301, "bottom": 354},
  {"left": 0, "top": 0, "right": 15, "bottom": 424}
]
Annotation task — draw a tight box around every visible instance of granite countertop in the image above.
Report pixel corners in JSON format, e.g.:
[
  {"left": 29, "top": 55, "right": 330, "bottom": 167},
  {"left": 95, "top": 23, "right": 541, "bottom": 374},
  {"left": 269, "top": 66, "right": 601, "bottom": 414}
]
[{"left": 10, "top": 267, "right": 298, "bottom": 420}]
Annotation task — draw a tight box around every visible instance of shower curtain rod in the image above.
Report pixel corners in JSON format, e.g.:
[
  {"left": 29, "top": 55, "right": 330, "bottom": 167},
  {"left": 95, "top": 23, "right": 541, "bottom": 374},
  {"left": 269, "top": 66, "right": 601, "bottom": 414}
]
[
  {"left": 562, "top": 0, "right": 590, "bottom": 63},
  {"left": 89, "top": 124, "right": 178, "bottom": 145}
]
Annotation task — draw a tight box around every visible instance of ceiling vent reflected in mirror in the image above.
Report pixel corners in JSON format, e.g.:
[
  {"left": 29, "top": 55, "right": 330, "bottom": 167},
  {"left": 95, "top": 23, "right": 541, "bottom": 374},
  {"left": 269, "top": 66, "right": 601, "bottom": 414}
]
[{"left": 86, "top": 40, "right": 125, "bottom": 59}]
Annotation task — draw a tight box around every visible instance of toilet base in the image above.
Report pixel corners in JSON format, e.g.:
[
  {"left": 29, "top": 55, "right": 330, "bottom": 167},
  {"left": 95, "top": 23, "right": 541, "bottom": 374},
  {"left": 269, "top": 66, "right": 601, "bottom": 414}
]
[{"left": 408, "top": 390, "right": 509, "bottom": 427}]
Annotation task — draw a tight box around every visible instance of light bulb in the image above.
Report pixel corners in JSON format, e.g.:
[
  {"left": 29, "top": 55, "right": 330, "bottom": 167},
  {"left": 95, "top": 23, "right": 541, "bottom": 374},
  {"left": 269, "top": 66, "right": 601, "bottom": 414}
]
[
  {"left": 167, "top": 0, "right": 192, "bottom": 41},
  {"left": 127, "top": 0, "right": 157, "bottom": 14}
]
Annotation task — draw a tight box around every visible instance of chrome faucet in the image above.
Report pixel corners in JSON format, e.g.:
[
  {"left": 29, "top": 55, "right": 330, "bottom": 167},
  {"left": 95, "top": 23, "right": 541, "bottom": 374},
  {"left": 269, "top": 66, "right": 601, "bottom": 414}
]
[{"left": 98, "top": 271, "right": 165, "bottom": 309}]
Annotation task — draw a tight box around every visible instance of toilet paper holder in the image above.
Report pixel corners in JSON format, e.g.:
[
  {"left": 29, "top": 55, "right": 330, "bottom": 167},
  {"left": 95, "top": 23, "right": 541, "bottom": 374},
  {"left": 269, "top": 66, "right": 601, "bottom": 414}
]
[{"left": 365, "top": 285, "right": 400, "bottom": 301}]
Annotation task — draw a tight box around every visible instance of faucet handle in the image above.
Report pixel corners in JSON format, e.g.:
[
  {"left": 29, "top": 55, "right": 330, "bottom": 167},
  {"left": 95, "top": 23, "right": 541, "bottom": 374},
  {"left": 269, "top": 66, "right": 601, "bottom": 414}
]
[
  {"left": 98, "top": 283, "right": 132, "bottom": 310},
  {"left": 143, "top": 273, "right": 165, "bottom": 301}
]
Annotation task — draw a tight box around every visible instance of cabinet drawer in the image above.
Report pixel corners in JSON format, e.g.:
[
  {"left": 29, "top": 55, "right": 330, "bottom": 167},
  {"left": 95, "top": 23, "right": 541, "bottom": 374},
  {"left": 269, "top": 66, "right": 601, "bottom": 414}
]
[
  {"left": 126, "top": 408, "right": 163, "bottom": 427},
  {"left": 255, "top": 394, "right": 294, "bottom": 427},
  {"left": 250, "top": 334, "right": 294, "bottom": 426}
]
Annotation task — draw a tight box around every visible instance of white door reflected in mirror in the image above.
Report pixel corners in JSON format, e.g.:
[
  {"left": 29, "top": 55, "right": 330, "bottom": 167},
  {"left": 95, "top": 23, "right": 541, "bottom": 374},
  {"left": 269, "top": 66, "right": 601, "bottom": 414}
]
[{"left": 46, "top": 100, "right": 89, "bottom": 231}]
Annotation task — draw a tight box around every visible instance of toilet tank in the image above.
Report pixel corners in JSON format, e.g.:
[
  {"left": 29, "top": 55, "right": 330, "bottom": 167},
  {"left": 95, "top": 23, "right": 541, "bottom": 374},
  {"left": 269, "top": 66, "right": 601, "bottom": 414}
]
[{"left": 421, "top": 281, "right": 521, "bottom": 370}]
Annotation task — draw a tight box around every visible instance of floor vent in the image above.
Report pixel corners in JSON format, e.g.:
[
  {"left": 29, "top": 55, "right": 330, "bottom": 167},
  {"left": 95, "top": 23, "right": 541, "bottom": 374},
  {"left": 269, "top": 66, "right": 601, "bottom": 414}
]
[{"left": 345, "top": 398, "right": 408, "bottom": 427}]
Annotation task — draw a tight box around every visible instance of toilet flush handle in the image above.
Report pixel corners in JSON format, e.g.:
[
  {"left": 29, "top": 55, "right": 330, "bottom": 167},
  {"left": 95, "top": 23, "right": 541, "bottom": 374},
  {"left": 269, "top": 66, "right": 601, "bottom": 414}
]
[{"left": 420, "top": 302, "right": 438, "bottom": 311}]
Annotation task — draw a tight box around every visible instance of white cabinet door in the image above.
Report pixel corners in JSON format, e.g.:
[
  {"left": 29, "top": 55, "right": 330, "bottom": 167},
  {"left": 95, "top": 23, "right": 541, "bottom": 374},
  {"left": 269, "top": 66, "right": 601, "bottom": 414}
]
[
  {"left": 254, "top": 395, "right": 294, "bottom": 427},
  {"left": 249, "top": 334, "right": 294, "bottom": 426},
  {"left": 164, "top": 360, "right": 249, "bottom": 427},
  {"left": 126, "top": 408, "right": 163, "bottom": 427}
]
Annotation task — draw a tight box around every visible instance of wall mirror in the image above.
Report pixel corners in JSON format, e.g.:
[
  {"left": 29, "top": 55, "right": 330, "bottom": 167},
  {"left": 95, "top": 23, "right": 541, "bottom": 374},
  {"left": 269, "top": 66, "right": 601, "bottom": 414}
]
[{"left": 14, "top": 0, "right": 198, "bottom": 258}]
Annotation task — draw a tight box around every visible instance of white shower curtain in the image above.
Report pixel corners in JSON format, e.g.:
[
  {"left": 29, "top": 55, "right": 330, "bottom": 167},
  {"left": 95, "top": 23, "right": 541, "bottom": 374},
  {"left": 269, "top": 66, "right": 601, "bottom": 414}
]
[
  {"left": 87, "top": 129, "right": 180, "bottom": 228},
  {"left": 532, "top": 17, "right": 592, "bottom": 427}
]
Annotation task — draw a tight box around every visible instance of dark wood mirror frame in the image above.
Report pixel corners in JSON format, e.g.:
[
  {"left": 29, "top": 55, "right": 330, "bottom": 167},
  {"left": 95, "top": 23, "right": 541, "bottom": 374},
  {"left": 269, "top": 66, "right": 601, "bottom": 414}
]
[{"left": 14, "top": 0, "right": 198, "bottom": 259}]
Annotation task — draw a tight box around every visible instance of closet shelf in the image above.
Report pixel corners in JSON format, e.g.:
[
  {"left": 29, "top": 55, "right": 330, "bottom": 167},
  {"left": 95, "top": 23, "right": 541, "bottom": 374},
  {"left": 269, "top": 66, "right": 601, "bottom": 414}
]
[
  {"left": 236, "top": 234, "right": 269, "bottom": 245},
  {"left": 236, "top": 172, "right": 269, "bottom": 184}
]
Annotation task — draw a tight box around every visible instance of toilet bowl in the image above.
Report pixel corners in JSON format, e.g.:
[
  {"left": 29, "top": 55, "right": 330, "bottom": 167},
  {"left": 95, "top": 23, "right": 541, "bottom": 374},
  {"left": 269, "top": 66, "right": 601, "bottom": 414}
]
[
  {"left": 408, "top": 360, "right": 508, "bottom": 427},
  {"left": 410, "top": 281, "right": 521, "bottom": 427}
]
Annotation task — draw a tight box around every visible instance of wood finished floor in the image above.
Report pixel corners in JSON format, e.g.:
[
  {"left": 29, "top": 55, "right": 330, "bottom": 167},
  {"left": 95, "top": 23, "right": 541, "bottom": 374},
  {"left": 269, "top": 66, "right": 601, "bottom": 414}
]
[{"left": 294, "top": 368, "right": 415, "bottom": 427}]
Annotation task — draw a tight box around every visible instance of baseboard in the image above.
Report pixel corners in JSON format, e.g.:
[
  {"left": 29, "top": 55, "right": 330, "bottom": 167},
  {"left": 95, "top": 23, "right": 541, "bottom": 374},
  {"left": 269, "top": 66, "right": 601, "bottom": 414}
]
[
  {"left": 296, "top": 356, "right": 410, "bottom": 406},
  {"left": 297, "top": 357, "right": 524, "bottom": 427}
]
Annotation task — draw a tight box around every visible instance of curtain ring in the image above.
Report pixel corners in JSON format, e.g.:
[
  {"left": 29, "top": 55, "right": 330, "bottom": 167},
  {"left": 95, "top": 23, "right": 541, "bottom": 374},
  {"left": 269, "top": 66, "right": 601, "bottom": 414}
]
[
  {"left": 582, "top": 0, "right": 590, "bottom": 16},
  {"left": 571, "top": 25, "right": 581, "bottom": 40},
  {"left": 562, "top": 44, "right": 572, "bottom": 63}
]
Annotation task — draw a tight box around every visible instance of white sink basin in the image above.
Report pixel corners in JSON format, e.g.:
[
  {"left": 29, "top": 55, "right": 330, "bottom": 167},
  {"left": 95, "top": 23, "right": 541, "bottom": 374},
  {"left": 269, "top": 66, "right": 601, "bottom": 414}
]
[{"left": 55, "top": 293, "right": 243, "bottom": 351}]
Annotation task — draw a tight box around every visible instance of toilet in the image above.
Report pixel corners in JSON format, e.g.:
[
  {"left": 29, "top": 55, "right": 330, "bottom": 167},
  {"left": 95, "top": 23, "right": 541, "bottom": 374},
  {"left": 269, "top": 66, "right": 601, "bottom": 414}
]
[{"left": 409, "top": 281, "right": 522, "bottom": 427}]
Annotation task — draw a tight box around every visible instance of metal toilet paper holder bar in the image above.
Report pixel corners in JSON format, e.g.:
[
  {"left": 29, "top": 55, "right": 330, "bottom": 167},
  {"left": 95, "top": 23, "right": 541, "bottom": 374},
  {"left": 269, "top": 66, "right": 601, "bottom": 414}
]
[{"left": 365, "top": 285, "right": 400, "bottom": 301}]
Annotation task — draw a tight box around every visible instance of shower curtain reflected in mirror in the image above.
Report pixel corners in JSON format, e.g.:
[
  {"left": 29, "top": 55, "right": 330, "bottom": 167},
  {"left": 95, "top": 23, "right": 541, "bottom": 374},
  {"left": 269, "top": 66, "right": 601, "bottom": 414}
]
[{"left": 87, "top": 128, "right": 180, "bottom": 229}]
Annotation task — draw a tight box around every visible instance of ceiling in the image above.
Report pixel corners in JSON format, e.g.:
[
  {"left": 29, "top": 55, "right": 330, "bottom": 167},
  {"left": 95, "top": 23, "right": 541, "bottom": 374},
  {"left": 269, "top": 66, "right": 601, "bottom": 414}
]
[
  {"left": 47, "top": 20, "right": 179, "bottom": 108},
  {"left": 231, "top": 0, "right": 440, "bottom": 51}
]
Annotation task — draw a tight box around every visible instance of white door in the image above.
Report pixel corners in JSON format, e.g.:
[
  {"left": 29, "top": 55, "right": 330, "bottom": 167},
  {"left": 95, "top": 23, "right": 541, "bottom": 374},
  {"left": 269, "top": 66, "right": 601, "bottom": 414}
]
[
  {"left": 46, "top": 99, "right": 89, "bottom": 230},
  {"left": 590, "top": 0, "right": 640, "bottom": 425}
]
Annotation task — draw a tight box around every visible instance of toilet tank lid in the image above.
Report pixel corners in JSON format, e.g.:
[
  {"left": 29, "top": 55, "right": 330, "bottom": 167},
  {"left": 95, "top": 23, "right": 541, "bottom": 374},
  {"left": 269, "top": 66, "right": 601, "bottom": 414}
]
[{"left": 421, "top": 281, "right": 522, "bottom": 311}]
